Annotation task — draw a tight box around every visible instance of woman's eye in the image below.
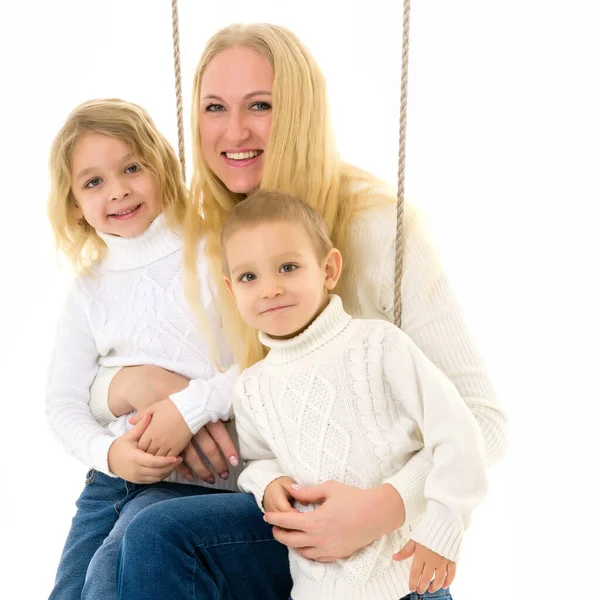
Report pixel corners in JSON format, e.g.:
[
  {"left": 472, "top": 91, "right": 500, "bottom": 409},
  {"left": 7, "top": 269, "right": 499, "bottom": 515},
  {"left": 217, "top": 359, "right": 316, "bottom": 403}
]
[
  {"left": 125, "top": 164, "right": 140, "bottom": 174},
  {"left": 85, "top": 177, "right": 102, "bottom": 188},
  {"left": 250, "top": 101, "right": 271, "bottom": 111},
  {"left": 205, "top": 103, "right": 225, "bottom": 112},
  {"left": 280, "top": 263, "right": 297, "bottom": 273},
  {"left": 240, "top": 273, "right": 256, "bottom": 283}
]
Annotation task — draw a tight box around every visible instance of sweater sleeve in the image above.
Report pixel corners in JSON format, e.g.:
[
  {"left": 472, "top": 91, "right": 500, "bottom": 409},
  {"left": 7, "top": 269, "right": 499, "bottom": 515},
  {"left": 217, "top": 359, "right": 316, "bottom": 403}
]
[
  {"left": 45, "top": 283, "right": 117, "bottom": 476},
  {"left": 382, "top": 326, "right": 488, "bottom": 562},
  {"left": 375, "top": 212, "right": 507, "bottom": 522},
  {"left": 169, "top": 364, "right": 239, "bottom": 434},
  {"left": 233, "top": 379, "right": 289, "bottom": 511},
  {"left": 89, "top": 366, "right": 121, "bottom": 426}
]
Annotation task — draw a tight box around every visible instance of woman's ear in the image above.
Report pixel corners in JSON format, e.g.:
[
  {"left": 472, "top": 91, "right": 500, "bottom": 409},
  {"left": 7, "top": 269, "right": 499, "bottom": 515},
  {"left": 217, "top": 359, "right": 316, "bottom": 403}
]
[{"left": 323, "top": 248, "right": 343, "bottom": 290}]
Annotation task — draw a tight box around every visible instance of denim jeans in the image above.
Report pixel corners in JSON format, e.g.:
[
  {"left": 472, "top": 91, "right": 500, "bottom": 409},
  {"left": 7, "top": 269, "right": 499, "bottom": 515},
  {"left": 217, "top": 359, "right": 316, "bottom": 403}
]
[
  {"left": 49, "top": 470, "right": 224, "bottom": 600},
  {"left": 399, "top": 589, "right": 452, "bottom": 600},
  {"left": 117, "top": 491, "right": 293, "bottom": 600}
]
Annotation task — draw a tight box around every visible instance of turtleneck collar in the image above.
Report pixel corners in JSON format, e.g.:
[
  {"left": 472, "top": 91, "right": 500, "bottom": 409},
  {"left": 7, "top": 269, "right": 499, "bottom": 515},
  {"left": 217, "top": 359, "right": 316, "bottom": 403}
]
[
  {"left": 258, "top": 295, "right": 352, "bottom": 364},
  {"left": 96, "top": 213, "right": 183, "bottom": 271}
]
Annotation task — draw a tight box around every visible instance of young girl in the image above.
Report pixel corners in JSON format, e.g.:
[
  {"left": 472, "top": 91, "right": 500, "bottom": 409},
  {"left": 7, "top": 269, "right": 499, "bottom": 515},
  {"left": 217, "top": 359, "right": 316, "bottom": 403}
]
[
  {"left": 45, "top": 98, "right": 239, "bottom": 600},
  {"left": 221, "top": 189, "right": 488, "bottom": 600}
]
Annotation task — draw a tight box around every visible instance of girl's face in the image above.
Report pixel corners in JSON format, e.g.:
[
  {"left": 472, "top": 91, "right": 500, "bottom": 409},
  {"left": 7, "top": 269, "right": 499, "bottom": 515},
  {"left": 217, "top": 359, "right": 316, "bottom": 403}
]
[
  {"left": 70, "top": 133, "right": 161, "bottom": 238},
  {"left": 198, "top": 46, "right": 274, "bottom": 194}
]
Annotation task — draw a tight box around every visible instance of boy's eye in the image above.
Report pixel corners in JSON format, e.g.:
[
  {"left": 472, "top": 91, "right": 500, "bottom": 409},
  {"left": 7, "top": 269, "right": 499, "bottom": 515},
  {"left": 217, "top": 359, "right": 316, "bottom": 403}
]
[
  {"left": 125, "top": 164, "right": 141, "bottom": 174},
  {"left": 280, "top": 263, "right": 297, "bottom": 273},
  {"left": 84, "top": 177, "right": 102, "bottom": 189},
  {"left": 239, "top": 273, "right": 256, "bottom": 283}
]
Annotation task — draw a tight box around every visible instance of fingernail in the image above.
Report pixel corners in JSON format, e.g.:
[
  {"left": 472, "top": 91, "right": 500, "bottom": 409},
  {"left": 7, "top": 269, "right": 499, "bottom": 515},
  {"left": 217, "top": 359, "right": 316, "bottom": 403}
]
[
  {"left": 291, "top": 484, "right": 303, "bottom": 490},
  {"left": 207, "top": 477, "right": 215, "bottom": 484},
  {"left": 185, "top": 474, "right": 194, "bottom": 481},
  {"left": 220, "top": 472, "right": 229, "bottom": 480},
  {"left": 229, "top": 456, "right": 238, "bottom": 467},
  {"left": 263, "top": 515, "right": 267, "bottom": 521}
]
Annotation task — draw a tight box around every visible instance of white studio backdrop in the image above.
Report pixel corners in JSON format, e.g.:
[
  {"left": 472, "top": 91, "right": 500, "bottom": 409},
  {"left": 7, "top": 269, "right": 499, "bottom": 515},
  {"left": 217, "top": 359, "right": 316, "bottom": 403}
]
[{"left": 0, "top": 1, "right": 598, "bottom": 597}]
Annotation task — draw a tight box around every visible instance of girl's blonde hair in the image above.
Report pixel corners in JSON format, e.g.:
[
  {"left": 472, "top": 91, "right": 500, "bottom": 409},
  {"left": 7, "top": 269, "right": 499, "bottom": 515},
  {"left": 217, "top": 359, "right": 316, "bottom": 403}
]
[
  {"left": 184, "top": 23, "right": 393, "bottom": 368},
  {"left": 48, "top": 98, "right": 188, "bottom": 272}
]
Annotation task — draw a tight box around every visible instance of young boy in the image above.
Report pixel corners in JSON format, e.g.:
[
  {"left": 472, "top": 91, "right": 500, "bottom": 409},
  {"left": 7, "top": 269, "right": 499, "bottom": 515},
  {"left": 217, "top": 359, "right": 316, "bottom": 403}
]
[{"left": 221, "top": 189, "right": 488, "bottom": 600}]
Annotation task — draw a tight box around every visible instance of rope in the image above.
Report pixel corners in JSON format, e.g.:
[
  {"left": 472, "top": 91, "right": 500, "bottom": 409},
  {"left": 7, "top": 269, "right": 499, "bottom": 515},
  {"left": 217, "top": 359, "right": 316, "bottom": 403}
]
[
  {"left": 171, "top": 0, "right": 186, "bottom": 181},
  {"left": 394, "top": 0, "right": 412, "bottom": 329}
]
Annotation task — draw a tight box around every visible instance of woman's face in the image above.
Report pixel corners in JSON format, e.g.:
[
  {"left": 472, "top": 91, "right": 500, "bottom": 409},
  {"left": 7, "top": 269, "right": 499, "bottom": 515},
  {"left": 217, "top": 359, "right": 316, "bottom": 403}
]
[{"left": 198, "top": 46, "right": 274, "bottom": 194}]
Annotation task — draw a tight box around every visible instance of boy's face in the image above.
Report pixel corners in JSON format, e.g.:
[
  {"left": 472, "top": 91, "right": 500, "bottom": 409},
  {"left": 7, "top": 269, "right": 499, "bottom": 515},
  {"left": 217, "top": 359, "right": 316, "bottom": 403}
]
[
  {"left": 224, "top": 220, "right": 340, "bottom": 339},
  {"left": 70, "top": 133, "right": 161, "bottom": 238}
]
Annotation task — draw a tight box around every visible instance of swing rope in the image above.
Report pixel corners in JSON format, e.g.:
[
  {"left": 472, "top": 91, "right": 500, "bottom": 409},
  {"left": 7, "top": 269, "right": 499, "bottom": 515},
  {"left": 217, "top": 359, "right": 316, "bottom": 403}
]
[
  {"left": 168, "top": 2, "right": 411, "bottom": 326},
  {"left": 394, "top": 0, "right": 412, "bottom": 329},
  {"left": 171, "top": 0, "right": 186, "bottom": 182}
]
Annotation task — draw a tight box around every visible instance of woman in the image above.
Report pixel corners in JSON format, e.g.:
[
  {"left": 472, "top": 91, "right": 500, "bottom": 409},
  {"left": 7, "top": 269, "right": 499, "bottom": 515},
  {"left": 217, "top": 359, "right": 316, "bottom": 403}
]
[{"left": 92, "top": 23, "right": 507, "bottom": 600}]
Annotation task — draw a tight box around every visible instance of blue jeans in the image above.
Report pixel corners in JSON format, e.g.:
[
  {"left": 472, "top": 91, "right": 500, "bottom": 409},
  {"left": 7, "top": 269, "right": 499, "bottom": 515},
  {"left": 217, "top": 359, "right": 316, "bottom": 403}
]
[
  {"left": 400, "top": 590, "right": 452, "bottom": 600},
  {"left": 117, "top": 492, "right": 293, "bottom": 599},
  {"left": 49, "top": 470, "right": 224, "bottom": 600}
]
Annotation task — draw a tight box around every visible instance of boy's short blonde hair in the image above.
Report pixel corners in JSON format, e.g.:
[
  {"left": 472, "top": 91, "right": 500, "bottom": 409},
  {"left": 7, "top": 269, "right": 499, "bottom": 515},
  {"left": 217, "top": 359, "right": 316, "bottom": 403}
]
[{"left": 221, "top": 189, "right": 334, "bottom": 274}]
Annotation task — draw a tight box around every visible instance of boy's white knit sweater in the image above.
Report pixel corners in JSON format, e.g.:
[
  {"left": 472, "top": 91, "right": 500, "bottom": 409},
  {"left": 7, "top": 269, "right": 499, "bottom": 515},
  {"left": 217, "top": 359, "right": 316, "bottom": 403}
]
[
  {"left": 45, "top": 214, "right": 239, "bottom": 490},
  {"left": 234, "top": 294, "right": 487, "bottom": 600}
]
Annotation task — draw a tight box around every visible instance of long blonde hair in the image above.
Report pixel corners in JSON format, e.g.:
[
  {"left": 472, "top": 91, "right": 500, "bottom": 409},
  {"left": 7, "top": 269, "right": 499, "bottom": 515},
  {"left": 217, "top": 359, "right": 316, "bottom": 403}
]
[
  {"left": 184, "top": 23, "right": 393, "bottom": 368},
  {"left": 48, "top": 98, "right": 188, "bottom": 272}
]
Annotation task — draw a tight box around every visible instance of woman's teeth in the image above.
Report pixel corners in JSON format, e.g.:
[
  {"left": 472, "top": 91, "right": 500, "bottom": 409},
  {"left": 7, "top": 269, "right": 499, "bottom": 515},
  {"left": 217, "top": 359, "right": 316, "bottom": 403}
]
[{"left": 224, "top": 150, "right": 261, "bottom": 160}]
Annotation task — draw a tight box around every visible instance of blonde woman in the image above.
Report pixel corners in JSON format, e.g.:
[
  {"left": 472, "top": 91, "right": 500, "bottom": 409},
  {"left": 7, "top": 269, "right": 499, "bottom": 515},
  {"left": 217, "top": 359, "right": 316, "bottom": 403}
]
[{"left": 91, "top": 24, "right": 507, "bottom": 600}]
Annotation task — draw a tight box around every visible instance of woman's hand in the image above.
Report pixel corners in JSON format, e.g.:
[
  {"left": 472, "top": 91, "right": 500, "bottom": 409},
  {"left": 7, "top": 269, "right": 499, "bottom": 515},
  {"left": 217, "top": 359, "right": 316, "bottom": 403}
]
[
  {"left": 176, "top": 420, "right": 239, "bottom": 483},
  {"left": 263, "top": 481, "right": 406, "bottom": 562}
]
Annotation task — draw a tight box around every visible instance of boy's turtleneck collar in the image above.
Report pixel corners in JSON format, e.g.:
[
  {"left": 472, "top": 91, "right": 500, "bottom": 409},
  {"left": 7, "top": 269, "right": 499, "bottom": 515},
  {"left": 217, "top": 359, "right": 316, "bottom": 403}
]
[{"left": 258, "top": 295, "right": 352, "bottom": 364}]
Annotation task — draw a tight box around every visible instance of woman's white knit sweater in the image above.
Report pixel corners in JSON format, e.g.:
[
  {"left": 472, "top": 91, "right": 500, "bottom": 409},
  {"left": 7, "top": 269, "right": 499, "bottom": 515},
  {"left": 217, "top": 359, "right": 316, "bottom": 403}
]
[{"left": 89, "top": 202, "right": 507, "bottom": 502}]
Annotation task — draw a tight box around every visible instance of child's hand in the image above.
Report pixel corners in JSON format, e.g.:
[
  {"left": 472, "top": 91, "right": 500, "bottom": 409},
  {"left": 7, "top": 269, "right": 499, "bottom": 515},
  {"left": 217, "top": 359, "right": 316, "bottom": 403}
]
[
  {"left": 108, "top": 413, "right": 182, "bottom": 483},
  {"left": 263, "top": 477, "right": 298, "bottom": 513},
  {"left": 129, "top": 398, "right": 193, "bottom": 457},
  {"left": 393, "top": 540, "right": 456, "bottom": 594}
]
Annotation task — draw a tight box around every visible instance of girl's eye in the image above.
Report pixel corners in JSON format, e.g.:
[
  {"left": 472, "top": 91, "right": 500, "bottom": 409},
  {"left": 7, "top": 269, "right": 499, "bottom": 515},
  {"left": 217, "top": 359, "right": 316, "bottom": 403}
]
[
  {"left": 250, "top": 101, "right": 271, "bottom": 111},
  {"left": 280, "top": 263, "right": 297, "bottom": 273},
  {"left": 240, "top": 273, "right": 256, "bottom": 283},
  {"left": 205, "top": 103, "right": 225, "bottom": 112},
  {"left": 125, "top": 164, "right": 141, "bottom": 174},
  {"left": 85, "top": 177, "right": 102, "bottom": 189}
]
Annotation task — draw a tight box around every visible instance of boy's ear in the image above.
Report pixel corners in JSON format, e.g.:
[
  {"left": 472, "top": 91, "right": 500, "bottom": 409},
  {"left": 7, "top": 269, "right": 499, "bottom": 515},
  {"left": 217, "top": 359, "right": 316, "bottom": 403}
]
[{"left": 324, "top": 248, "right": 343, "bottom": 291}]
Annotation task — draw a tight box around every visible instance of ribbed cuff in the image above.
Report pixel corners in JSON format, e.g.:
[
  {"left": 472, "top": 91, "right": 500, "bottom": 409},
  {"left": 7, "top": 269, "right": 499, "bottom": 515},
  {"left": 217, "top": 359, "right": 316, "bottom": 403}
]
[
  {"left": 237, "top": 461, "right": 289, "bottom": 512},
  {"left": 170, "top": 366, "right": 238, "bottom": 434},
  {"left": 409, "top": 500, "right": 464, "bottom": 562},
  {"left": 89, "top": 366, "right": 121, "bottom": 426},
  {"left": 383, "top": 451, "right": 432, "bottom": 526},
  {"left": 88, "top": 432, "right": 118, "bottom": 477},
  {"left": 169, "top": 385, "right": 232, "bottom": 434}
]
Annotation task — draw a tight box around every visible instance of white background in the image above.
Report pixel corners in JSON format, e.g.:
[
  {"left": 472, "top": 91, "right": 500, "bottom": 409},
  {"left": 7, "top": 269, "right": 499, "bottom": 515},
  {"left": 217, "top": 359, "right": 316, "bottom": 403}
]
[{"left": 1, "top": 1, "right": 599, "bottom": 597}]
